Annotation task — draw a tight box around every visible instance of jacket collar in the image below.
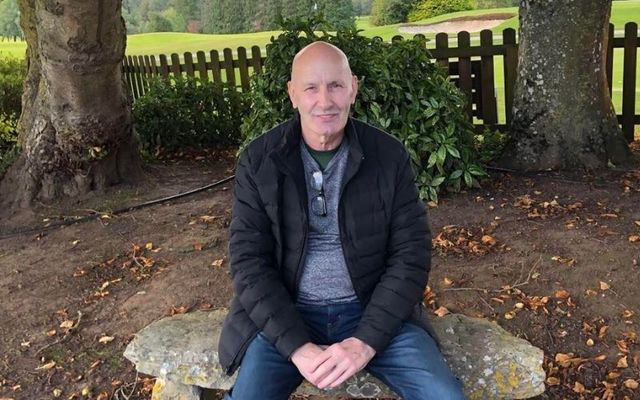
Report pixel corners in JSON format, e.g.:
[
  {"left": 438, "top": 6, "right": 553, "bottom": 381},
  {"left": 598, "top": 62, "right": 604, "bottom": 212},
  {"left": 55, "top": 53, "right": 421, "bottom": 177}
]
[{"left": 272, "top": 111, "right": 364, "bottom": 173}]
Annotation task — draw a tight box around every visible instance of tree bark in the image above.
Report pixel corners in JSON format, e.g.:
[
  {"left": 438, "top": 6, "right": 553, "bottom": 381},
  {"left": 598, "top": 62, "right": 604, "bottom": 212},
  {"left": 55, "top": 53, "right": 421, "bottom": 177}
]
[
  {"left": 0, "top": 0, "right": 141, "bottom": 208},
  {"left": 502, "top": 0, "right": 631, "bottom": 170}
]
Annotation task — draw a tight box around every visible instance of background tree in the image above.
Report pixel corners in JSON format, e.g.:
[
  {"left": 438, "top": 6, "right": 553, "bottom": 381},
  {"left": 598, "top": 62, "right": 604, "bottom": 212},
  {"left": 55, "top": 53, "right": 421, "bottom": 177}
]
[
  {"left": 0, "top": 0, "right": 141, "bottom": 207},
  {"left": 147, "top": 12, "right": 174, "bottom": 32},
  {"left": 371, "top": 0, "right": 416, "bottom": 26},
  {"left": 0, "top": 0, "right": 21, "bottom": 38},
  {"left": 502, "top": 0, "right": 631, "bottom": 170},
  {"left": 352, "top": 0, "right": 373, "bottom": 16}
]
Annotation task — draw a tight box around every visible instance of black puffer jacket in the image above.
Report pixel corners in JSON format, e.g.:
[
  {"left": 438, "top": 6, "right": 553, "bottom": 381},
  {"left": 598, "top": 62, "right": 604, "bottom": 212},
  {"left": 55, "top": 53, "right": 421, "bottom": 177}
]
[{"left": 218, "top": 114, "right": 431, "bottom": 374}]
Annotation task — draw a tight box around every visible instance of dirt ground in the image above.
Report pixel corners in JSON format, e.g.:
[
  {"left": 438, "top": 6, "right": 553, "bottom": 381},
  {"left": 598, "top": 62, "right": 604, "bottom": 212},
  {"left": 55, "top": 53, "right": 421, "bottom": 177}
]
[{"left": 1, "top": 145, "right": 640, "bottom": 400}]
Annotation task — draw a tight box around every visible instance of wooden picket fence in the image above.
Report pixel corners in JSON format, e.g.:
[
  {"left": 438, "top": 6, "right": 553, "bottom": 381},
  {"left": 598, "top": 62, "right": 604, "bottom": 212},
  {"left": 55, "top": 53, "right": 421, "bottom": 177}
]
[{"left": 122, "top": 23, "right": 639, "bottom": 140}]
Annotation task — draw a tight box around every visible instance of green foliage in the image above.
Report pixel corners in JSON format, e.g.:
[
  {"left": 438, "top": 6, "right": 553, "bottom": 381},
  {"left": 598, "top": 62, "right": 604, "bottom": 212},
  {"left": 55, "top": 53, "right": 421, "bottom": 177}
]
[
  {"left": 146, "top": 12, "right": 174, "bottom": 32},
  {"left": 0, "top": 0, "right": 21, "bottom": 38},
  {"left": 241, "top": 18, "right": 484, "bottom": 201},
  {"left": 473, "top": 0, "right": 518, "bottom": 8},
  {"left": 0, "top": 112, "right": 19, "bottom": 177},
  {"left": 408, "top": 0, "right": 474, "bottom": 21},
  {"left": 474, "top": 127, "right": 507, "bottom": 164},
  {"left": 0, "top": 55, "right": 24, "bottom": 176},
  {"left": 0, "top": 56, "right": 25, "bottom": 116},
  {"left": 371, "top": 0, "right": 416, "bottom": 25},
  {"left": 132, "top": 77, "right": 249, "bottom": 152}
]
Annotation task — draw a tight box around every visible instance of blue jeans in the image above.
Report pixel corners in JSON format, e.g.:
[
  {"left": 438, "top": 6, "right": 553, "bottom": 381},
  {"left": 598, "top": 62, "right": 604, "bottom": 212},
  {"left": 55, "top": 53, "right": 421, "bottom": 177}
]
[{"left": 225, "top": 302, "right": 466, "bottom": 400}]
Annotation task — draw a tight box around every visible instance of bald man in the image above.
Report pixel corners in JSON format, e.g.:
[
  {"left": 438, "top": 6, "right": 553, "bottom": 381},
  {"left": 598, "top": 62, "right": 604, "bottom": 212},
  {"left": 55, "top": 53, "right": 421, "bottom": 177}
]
[{"left": 218, "top": 41, "right": 466, "bottom": 400}]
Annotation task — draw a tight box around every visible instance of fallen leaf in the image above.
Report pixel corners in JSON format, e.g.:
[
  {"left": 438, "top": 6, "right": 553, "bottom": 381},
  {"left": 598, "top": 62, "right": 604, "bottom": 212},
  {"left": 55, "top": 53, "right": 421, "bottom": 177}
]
[
  {"left": 20, "top": 341, "right": 30, "bottom": 347},
  {"left": 586, "top": 338, "right": 595, "bottom": 346},
  {"left": 52, "top": 388, "right": 62, "bottom": 397},
  {"left": 60, "top": 320, "right": 74, "bottom": 329},
  {"left": 623, "top": 310, "right": 635, "bottom": 318},
  {"left": 433, "top": 306, "right": 450, "bottom": 317},
  {"left": 573, "top": 381, "right": 586, "bottom": 393},
  {"left": 193, "top": 242, "right": 203, "bottom": 251},
  {"left": 211, "top": 258, "right": 224, "bottom": 268},
  {"left": 617, "top": 339, "right": 629, "bottom": 353},
  {"left": 607, "top": 371, "right": 621, "bottom": 380},
  {"left": 35, "top": 361, "right": 56, "bottom": 370},
  {"left": 98, "top": 336, "right": 114, "bottom": 344},
  {"left": 599, "top": 281, "right": 610, "bottom": 290},
  {"left": 624, "top": 379, "right": 639, "bottom": 389},
  {"left": 200, "top": 215, "right": 218, "bottom": 223},
  {"left": 95, "top": 392, "right": 109, "bottom": 400},
  {"left": 617, "top": 356, "right": 628, "bottom": 368},
  {"left": 81, "top": 387, "right": 91, "bottom": 396},
  {"left": 145, "top": 242, "right": 153, "bottom": 250},
  {"left": 481, "top": 235, "right": 496, "bottom": 245},
  {"left": 546, "top": 376, "right": 560, "bottom": 385},
  {"left": 592, "top": 354, "right": 607, "bottom": 361},
  {"left": 45, "top": 329, "right": 56, "bottom": 337},
  {"left": 89, "top": 360, "right": 102, "bottom": 369},
  {"left": 555, "top": 289, "right": 570, "bottom": 299},
  {"left": 504, "top": 311, "right": 516, "bottom": 320},
  {"left": 629, "top": 235, "right": 640, "bottom": 243},
  {"left": 585, "top": 289, "right": 598, "bottom": 297},
  {"left": 635, "top": 220, "right": 640, "bottom": 227},
  {"left": 515, "top": 302, "right": 525, "bottom": 309},
  {"left": 443, "top": 277, "right": 453, "bottom": 286},
  {"left": 598, "top": 326, "right": 609, "bottom": 339},
  {"left": 601, "top": 213, "right": 618, "bottom": 218}
]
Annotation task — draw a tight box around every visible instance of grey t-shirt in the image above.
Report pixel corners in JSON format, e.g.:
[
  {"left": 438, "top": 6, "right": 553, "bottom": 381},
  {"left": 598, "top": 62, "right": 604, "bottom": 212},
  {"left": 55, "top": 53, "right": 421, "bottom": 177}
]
[{"left": 297, "top": 139, "right": 358, "bottom": 305}]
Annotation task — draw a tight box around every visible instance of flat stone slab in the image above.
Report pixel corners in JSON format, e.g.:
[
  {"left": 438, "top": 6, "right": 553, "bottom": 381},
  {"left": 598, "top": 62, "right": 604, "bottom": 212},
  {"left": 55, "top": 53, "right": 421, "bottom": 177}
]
[{"left": 125, "top": 309, "right": 545, "bottom": 399}]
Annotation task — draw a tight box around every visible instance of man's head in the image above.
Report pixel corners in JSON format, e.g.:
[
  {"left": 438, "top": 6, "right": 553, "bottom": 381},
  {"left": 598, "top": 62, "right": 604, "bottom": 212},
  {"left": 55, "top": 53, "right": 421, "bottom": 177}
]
[{"left": 288, "top": 41, "right": 358, "bottom": 150}]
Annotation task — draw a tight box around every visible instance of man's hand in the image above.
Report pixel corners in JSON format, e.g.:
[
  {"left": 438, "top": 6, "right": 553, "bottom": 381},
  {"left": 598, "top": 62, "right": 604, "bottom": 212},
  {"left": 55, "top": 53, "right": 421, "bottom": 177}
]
[
  {"left": 308, "top": 337, "right": 376, "bottom": 389},
  {"left": 290, "top": 342, "right": 326, "bottom": 383}
]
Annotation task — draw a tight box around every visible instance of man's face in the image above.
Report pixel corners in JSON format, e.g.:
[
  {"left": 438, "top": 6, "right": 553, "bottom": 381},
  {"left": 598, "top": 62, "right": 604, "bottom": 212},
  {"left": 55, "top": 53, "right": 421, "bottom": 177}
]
[{"left": 287, "top": 49, "right": 358, "bottom": 147}]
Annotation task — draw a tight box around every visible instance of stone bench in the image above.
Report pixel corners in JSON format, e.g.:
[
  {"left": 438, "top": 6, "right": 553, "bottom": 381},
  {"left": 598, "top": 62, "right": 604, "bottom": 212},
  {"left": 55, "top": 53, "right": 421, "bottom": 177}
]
[{"left": 124, "top": 309, "right": 546, "bottom": 399}]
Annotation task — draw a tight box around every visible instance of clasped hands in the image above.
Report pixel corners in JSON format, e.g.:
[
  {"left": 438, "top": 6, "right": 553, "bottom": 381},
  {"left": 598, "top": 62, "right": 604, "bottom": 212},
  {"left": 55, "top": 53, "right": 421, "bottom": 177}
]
[{"left": 290, "top": 337, "right": 376, "bottom": 390}]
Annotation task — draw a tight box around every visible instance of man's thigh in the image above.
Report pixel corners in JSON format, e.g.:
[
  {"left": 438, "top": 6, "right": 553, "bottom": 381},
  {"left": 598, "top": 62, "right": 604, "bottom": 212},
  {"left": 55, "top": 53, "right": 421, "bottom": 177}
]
[
  {"left": 366, "top": 323, "right": 466, "bottom": 400},
  {"left": 225, "top": 333, "right": 302, "bottom": 400}
]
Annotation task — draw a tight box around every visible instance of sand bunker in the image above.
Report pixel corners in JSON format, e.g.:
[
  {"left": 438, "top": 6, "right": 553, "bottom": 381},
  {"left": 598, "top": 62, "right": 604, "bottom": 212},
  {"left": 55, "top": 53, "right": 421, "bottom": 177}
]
[{"left": 399, "top": 13, "right": 516, "bottom": 34}]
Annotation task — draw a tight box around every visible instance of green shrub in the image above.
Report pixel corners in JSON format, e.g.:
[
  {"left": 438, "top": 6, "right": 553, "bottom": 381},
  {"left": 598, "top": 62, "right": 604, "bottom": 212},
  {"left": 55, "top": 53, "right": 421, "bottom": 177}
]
[
  {"left": 408, "top": 0, "right": 474, "bottom": 21},
  {"left": 0, "top": 113, "right": 19, "bottom": 177},
  {"left": 371, "top": 0, "right": 416, "bottom": 25},
  {"left": 241, "top": 17, "right": 485, "bottom": 201},
  {"left": 132, "top": 77, "right": 249, "bottom": 152},
  {"left": 0, "top": 56, "right": 25, "bottom": 176},
  {"left": 473, "top": 0, "right": 518, "bottom": 8},
  {"left": 475, "top": 127, "right": 507, "bottom": 164}
]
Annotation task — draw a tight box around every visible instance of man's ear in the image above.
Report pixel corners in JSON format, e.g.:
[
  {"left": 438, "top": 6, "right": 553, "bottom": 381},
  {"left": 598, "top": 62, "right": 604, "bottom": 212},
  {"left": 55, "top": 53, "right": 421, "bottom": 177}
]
[
  {"left": 287, "top": 81, "right": 297, "bottom": 109},
  {"left": 350, "top": 75, "right": 359, "bottom": 104}
]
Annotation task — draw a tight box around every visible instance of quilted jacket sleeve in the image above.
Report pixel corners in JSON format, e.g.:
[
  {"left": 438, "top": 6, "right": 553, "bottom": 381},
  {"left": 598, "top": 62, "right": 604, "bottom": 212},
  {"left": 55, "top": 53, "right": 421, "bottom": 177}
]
[
  {"left": 228, "top": 149, "right": 311, "bottom": 358},
  {"left": 353, "top": 151, "right": 431, "bottom": 353}
]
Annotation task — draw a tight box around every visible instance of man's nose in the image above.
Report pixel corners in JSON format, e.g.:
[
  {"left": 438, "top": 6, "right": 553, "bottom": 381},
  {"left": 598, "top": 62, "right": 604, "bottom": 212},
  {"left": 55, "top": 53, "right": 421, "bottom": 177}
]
[{"left": 317, "top": 86, "right": 331, "bottom": 107}]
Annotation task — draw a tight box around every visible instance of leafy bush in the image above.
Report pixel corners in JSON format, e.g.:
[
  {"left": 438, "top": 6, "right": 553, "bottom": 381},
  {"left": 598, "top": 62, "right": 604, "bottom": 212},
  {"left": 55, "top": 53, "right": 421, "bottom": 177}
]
[
  {"left": 370, "top": 0, "right": 416, "bottom": 25},
  {"left": 475, "top": 128, "right": 507, "bottom": 164},
  {"left": 408, "top": 0, "right": 474, "bottom": 21},
  {"left": 0, "top": 56, "right": 25, "bottom": 176},
  {"left": 0, "top": 113, "right": 19, "bottom": 177},
  {"left": 241, "top": 17, "right": 484, "bottom": 201},
  {"left": 474, "top": 0, "right": 518, "bottom": 8},
  {"left": 132, "top": 77, "right": 249, "bottom": 152}
]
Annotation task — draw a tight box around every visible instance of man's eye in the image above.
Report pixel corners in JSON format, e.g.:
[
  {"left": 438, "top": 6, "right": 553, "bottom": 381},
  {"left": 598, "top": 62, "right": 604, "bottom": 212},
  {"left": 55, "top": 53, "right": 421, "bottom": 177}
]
[{"left": 305, "top": 87, "right": 316, "bottom": 91}]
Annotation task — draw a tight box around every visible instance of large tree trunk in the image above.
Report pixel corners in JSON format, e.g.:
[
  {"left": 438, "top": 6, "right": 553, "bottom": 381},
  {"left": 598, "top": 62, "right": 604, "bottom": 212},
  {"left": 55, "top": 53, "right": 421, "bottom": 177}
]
[
  {"left": 502, "top": 0, "right": 631, "bottom": 170},
  {"left": 0, "top": 0, "right": 141, "bottom": 208}
]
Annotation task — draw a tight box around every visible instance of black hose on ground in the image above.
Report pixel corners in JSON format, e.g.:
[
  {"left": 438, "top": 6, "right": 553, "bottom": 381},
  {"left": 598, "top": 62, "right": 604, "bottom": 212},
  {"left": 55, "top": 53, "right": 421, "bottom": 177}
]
[{"left": 0, "top": 175, "right": 235, "bottom": 240}]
